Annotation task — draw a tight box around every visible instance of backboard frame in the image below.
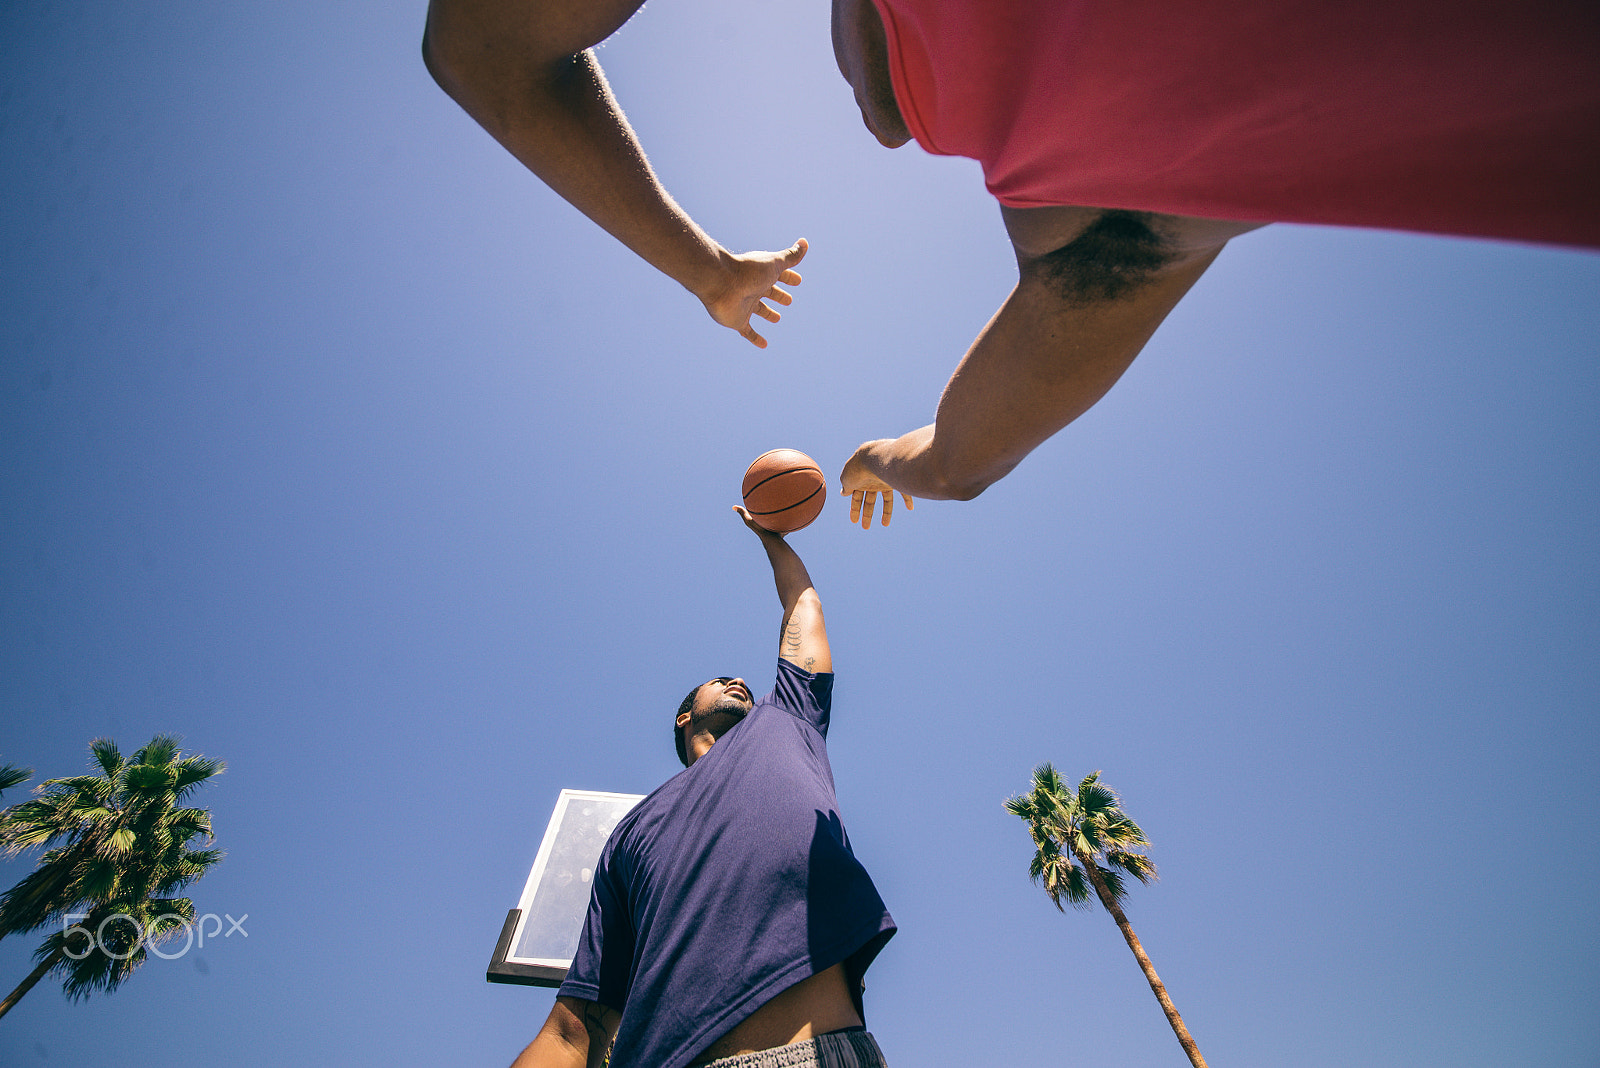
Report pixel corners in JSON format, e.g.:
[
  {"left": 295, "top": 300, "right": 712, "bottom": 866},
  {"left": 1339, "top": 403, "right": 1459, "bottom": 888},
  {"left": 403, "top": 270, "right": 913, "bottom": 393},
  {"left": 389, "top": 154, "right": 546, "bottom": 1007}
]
[{"left": 486, "top": 788, "right": 644, "bottom": 987}]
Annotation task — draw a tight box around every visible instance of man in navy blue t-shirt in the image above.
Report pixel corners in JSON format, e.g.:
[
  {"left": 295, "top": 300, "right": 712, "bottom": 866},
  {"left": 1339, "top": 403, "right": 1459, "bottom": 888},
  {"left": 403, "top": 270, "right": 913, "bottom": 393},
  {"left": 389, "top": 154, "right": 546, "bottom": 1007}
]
[{"left": 507, "top": 508, "right": 896, "bottom": 1068}]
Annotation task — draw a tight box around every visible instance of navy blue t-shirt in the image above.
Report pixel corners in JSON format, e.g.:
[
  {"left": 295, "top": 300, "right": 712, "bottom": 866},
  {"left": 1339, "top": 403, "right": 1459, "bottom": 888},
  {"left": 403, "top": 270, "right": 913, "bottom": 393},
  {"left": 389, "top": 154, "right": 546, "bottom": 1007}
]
[{"left": 558, "top": 660, "right": 896, "bottom": 1068}]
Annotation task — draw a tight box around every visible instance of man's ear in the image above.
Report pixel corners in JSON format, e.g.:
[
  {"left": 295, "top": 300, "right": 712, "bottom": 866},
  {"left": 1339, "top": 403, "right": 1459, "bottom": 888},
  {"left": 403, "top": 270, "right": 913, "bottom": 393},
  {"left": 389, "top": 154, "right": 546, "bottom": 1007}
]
[{"left": 676, "top": 711, "right": 691, "bottom": 730}]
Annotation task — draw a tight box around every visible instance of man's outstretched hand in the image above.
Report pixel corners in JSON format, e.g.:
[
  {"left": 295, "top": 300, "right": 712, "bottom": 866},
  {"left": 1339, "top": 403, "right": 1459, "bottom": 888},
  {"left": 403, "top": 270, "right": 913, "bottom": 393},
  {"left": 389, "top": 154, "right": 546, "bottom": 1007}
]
[
  {"left": 733, "top": 504, "right": 780, "bottom": 538},
  {"left": 701, "top": 240, "right": 808, "bottom": 348},
  {"left": 840, "top": 442, "right": 915, "bottom": 530}
]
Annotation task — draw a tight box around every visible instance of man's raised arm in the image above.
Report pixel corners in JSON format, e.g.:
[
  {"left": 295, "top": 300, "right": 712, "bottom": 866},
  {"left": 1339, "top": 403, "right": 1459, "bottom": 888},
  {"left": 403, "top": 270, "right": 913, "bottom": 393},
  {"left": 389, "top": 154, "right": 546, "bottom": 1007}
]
[
  {"left": 422, "top": 0, "right": 807, "bottom": 347},
  {"left": 733, "top": 507, "right": 831, "bottom": 674},
  {"left": 838, "top": 207, "right": 1264, "bottom": 526}
]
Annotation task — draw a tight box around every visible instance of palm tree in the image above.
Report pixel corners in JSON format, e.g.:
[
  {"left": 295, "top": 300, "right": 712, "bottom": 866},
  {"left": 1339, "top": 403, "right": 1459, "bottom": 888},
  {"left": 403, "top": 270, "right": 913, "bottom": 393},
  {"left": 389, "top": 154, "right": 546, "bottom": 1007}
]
[
  {"left": 0, "top": 735, "right": 225, "bottom": 1020},
  {"left": 1006, "top": 763, "right": 1208, "bottom": 1068}
]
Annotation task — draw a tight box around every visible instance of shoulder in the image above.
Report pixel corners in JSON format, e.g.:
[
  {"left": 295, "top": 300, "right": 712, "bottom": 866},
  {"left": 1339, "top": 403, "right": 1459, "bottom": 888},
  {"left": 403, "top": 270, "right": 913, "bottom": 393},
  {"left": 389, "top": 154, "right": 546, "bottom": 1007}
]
[
  {"left": 764, "top": 659, "right": 834, "bottom": 735},
  {"left": 606, "top": 777, "right": 683, "bottom": 852},
  {"left": 772, "top": 658, "right": 834, "bottom": 705}
]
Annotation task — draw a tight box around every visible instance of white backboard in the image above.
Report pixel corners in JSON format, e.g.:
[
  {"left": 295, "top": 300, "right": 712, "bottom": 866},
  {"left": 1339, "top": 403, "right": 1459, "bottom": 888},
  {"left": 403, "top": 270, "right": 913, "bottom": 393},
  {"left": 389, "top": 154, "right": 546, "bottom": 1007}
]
[{"left": 487, "top": 788, "right": 643, "bottom": 986}]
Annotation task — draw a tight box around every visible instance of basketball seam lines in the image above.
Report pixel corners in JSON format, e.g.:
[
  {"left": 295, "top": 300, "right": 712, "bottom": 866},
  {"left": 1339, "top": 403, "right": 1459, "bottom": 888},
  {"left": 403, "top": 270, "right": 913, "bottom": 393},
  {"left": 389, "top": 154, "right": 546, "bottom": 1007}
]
[
  {"left": 743, "top": 482, "right": 825, "bottom": 516},
  {"left": 743, "top": 466, "right": 811, "bottom": 496}
]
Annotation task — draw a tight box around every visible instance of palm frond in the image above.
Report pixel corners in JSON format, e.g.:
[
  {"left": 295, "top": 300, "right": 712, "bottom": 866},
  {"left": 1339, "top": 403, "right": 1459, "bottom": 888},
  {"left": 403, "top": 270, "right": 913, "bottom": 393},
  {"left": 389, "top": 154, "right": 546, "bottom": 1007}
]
[
  {"left": 144, "top": 897, "right": 196, "bottom": 926},
  {"left": 1026, "top": 847, "right": 1047, "bottom": 885},
  {"left": 1076, "top": 778, "right": 1120, "bottom": 821},
  {"left": 41, "top": 906, "right": 149, "bottom": 1001},
  {"left": 165, "top": 808, "right": 215, "bottom": 838},
  {"left": 88, "top": 739, "right": 123, "bottom": 780},
  {"left": 0, "top": 762, "right": 31, "bottom": 796},
  {"left": 123, "top": 763, "right": 176, "bottom": 794},
  {"left": 1058, "top": 863, "right": 1092, "bottom": 911},
  {"left": 1106, "top": 849, "right": 1158, "bottom": 884},
  {"left": 130, "top": 735, "right": 181, "bottom": 772},
  {"left": 1039, "top": 849, "right": 1085, "bottom": 911},
  {"left": 1003, "top": 793, "right": 1035, "bottom": 821},
  {"left": 1033, "top": 762, "right": 1068, "bottom": 797},
  {"left": 1099, "top": 811, "right": 1149, "bottom": 849},
  {"left": 1095, "top": 863, "right": 1127, "bottom": 904},
  {"left": 105, "top": 828, "right": 137, "bottom": 857},
  {"left": 171, "top": 756, "right": 225, "bottom": 800},
  {"left": 0, "top": 861, "right": 85, "bottom": 937}
]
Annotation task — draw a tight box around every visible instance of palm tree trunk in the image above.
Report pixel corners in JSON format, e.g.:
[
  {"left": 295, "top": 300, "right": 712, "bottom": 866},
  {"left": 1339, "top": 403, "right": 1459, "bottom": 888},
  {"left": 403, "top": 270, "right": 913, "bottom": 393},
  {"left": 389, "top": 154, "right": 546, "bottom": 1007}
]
[
  {"left": 0, "top": 946, "right": 64, "bottom": 1021},
  {"left": 1075, "top": 848, "right": 1209, "bottom": 1068}
]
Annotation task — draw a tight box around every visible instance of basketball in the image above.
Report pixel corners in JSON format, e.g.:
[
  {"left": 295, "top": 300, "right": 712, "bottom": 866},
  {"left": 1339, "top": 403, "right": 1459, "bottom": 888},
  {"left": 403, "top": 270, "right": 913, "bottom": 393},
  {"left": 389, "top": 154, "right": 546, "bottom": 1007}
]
[{"left": 741, "top": 449, "right": 827, "bottom": 533}]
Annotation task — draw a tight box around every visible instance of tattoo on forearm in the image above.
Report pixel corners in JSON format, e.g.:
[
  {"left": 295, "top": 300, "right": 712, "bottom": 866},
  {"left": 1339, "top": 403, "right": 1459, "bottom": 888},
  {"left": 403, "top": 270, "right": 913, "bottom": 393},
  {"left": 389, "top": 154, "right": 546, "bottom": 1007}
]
[
  {"left": 783, "top": 620, "right": 801, "bottom": 652},
  {"left": 804, "top": 657, "right": 816, "bottom": 671},
  {"left": 581, "top": 1003, "right": 614, "bottom": 1068}
]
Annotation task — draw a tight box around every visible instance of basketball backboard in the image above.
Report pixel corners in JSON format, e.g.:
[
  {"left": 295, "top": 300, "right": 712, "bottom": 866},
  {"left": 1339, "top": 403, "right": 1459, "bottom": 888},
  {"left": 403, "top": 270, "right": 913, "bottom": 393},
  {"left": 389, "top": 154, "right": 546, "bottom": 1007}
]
[{"left": 487, "top": 788, "right": 644, "bottom": 986}]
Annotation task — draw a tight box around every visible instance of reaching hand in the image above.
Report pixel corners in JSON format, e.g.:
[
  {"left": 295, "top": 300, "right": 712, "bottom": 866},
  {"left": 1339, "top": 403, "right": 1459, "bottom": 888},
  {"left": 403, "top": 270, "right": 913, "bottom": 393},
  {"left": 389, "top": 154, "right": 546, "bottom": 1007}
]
[
  {"left": 733, "top": 504, "right": 781, "bottom": 539},
  {"left": 701, "top": 240, "right": 808, "bottom": 348},
  {"left": 840, "top": 443, "right": 915, "bottom": 530}
]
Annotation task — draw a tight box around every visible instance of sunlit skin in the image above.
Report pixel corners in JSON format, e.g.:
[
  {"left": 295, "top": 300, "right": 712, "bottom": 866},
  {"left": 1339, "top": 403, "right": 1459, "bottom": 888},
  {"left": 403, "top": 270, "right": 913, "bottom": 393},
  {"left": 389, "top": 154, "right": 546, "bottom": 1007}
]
[
  {"left": 421, "top": 0, "right": 807, "bottom": 348},
  {"left": 424, "top": 0, "right": 1266, "bottom": 534},
  {"left": 675, "top": 676, "right": 754, "bottom": 766},
  {"left": 827, "top": 0, "right": 1265, "bottom": 529}
]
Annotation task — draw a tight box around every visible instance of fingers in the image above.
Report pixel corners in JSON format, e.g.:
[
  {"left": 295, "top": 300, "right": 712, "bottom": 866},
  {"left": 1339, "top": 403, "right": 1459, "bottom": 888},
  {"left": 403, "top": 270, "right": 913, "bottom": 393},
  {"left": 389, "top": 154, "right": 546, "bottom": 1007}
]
[
  {"left": 775, "top": 238, "right": 806, "bottom": 287},
  {"left": 755, "top": 301, "right": 781, "bottom": 324},
  {"left": 740, "top": 324, "right": 768, "bottom": 348},
  {"left": 784, "top": 238, "right": 809, "bottom": 269},
  {"left": 845, "top": 488, "right": 913, "bottom": 530},
  {"left": 733, "top": 504, "right": 780, "bottom": 539},
  {"left": 857, "top": 490, "right": 877, "bottom": 529},
  {"left": 767, "top": 286, "right": 793, "bottom": 307},
  {"left": 732, "top": 504, "right": 763, "bottom": 535}
]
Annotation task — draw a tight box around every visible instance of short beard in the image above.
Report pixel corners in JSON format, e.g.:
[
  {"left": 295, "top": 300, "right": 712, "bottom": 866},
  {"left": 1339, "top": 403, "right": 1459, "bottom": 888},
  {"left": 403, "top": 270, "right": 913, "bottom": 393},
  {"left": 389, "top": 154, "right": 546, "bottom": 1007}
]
[
  {"left": 699, "top": 694, "right": 752, "bottom": 720},
  {"left": 690, "top": 694, "right": 753, "bottom": 745}
]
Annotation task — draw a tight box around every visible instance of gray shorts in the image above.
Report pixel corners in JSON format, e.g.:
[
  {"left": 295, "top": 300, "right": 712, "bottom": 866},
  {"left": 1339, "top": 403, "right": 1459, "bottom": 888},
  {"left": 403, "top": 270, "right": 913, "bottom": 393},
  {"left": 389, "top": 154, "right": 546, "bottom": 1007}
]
[{"left": 700, "top": 1030, "right": 888, "bottom": 1068}]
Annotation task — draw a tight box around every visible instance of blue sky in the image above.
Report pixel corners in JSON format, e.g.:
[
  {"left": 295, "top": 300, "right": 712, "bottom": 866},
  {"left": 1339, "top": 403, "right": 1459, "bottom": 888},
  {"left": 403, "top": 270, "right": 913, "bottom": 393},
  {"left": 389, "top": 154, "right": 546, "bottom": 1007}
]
[{"left": 2, "top": 1, "right": 1597, "bottom": 1065}]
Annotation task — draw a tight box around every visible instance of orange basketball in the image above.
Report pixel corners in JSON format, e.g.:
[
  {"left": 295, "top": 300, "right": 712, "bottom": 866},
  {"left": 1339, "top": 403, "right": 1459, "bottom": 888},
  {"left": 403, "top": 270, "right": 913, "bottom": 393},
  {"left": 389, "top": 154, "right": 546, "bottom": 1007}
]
[{"left": 741, "top": 449, "right": 827, "bottom": 533}]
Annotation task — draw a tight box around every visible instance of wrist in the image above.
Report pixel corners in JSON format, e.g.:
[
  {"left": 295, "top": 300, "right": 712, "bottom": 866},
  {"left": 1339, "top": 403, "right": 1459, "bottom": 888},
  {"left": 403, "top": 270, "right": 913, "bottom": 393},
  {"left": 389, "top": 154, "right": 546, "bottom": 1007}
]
[
  {"left": 859, "top": 438, "right": 894, "bottom": 470},
  {"left": 684, "top": 244, "right": 738, "bottom": 309}
]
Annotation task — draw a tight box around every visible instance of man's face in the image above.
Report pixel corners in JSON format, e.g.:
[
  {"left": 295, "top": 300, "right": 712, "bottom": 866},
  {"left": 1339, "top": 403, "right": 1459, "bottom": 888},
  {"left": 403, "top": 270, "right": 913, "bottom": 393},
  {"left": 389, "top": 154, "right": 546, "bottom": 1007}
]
[
  {"left": 693, "top": 677, "right": 754, "bottom": 719},
  {"left": 677, "top": 678, "right": 755, "bottom": 766}
]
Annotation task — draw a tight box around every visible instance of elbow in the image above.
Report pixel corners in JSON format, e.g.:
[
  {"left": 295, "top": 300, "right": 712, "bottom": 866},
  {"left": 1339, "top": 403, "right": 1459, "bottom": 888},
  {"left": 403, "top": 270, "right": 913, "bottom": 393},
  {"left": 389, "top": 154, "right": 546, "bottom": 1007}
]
[
  {"left": 788, "top": 587, "right": 825, "bottom": 621},
  {"left": 943, "top": 474, "right": 996, "bottom": 502},
  {"left": 420, "top": 19, "right": 463, "bottom": 99},
  {"left": 907, "top": 428, "right": 1018, "bottom": 501},
  {"left": 921, "top": 451, "right": 1012, "bottom": 502},
  {"left": 422, "top": 13, "right": 576, "bottom": 140},
  {"left": 420, "top": 6, "right": 506, "bottom": 107}
]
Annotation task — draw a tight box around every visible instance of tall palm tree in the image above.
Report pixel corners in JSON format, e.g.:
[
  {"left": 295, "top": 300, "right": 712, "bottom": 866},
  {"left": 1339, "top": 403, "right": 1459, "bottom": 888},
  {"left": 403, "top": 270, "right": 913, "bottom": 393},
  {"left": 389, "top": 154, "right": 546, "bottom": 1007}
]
[
  {"left": 0, "top": 735, "right": 225, "bottom": 1020},
  {"left": 1006, "top": 763, "right": 1208, "bottom": 1068}
]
